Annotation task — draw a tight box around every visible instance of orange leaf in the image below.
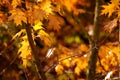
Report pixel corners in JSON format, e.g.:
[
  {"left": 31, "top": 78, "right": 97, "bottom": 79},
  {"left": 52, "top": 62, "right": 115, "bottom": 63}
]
[
  {"left": 12, "top": 0, "right": 21, "bottom": 8},
  {"left": 8, "top": 8, "right": 27, "bottom": 26},
  {"left": 48, "top": 14, "right": 61, "bottom": 31},
  {"left": 0, "top": 11, "right": 6, "bottom": 24},
  {"left": 26, "top": 7, "right": 45, "bottom": 25}
]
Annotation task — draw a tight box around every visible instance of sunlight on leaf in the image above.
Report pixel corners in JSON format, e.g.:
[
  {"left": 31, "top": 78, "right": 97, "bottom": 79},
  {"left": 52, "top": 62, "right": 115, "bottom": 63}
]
[
  {"left": 33, "top": 21, "right": 43, "bottom": 31},
  {"left": 101, "top": 0, "right": 119, "bottom": 17},
  {"left": 38, "top": 30, "right": 52, "bottom": 46},
  {"left": 12, "top": 29, "right": 25, "bottom": 40},
  {"left": 8, "top": 8, "right": 27, "bottom": 26},
  {"left": 12, "top": 0, "right": 21, "bottom": 8},
  {"left": 40, "top": 0, "right": 53, "bottom": 15},
  {"left": 55, "top": 64, "right": 64, "bottom": 75},
  {"left": 19, "top": 35, "right": 32, "bottom": 67}
]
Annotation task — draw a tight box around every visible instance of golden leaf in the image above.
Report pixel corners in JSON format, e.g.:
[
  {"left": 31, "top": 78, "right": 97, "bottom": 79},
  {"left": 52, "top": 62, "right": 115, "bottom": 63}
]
[
  {"left": 8, "top": 8, "right": 27, "bottom": 26},
  {"left": 11, "top": 0, "right": 21, "bottom": 8},
  {"left": 101, "top": 4, "right": 116, "bottom": 17},
  {"left": 33, "top": 21, "right": 43, "bottom": 31},
  {"left": 75, "top": 66, "right": 81, "bottom": 75},
  {"left": 40, "top": 0, "right": 53, "bottom": 15},
  {"left": 38, "top": 30, "right": 52, "bottom": 46},
  {"left": 101, "top": 0, "right": 119, "bottom": 17},
  {"left": 19, "top": 35, "right": 32, "bottom": 67},
  {"left": 12, "top": 29, "right": 25, "bottom": 40},
  {"left": 59, "top": 0, "right": 77, "bottom": 12},
  {"left": 55, "top": 64, "right": 64, "bottom": 75}
]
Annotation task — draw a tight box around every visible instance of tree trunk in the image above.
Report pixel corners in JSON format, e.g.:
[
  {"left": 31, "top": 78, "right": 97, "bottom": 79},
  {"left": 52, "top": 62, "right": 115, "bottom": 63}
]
[
  {"left": 87, "top": 0, "right": 101, "bottom": 80},
  {"left": 24, "top": 23, "right": 47, "bottom": 80}
]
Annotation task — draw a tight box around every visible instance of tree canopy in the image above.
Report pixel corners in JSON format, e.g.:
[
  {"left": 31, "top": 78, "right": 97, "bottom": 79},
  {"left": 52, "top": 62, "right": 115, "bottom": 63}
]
[{"left": 0, "top": 0, "right": 119, "bottom": 80}]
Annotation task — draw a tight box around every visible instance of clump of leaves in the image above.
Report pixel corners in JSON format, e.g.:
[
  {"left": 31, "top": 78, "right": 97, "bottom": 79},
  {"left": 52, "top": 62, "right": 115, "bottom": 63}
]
[{"left": 101, "top": 0, "right": 119, "bottom": 33}]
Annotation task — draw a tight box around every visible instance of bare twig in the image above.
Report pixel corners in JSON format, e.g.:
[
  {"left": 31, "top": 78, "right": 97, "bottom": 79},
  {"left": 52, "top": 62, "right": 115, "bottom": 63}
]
[{"left": 0, "top": 52, "right": 20, "bottom": 75}]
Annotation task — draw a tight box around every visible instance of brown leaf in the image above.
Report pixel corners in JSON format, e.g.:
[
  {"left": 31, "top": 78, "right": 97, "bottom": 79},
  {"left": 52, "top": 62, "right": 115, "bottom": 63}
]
[
  {"left": 0, "top": 11, "right": 6, "bottom": 24},
  {"left": 26, "top": 7, "right": 45, "bottom": 25},
  {"left": 104, "top": 18, "right": 118, "bottom": 33},
  {"left": 47, "top": 14, "right": 61, "bottom": 31}
]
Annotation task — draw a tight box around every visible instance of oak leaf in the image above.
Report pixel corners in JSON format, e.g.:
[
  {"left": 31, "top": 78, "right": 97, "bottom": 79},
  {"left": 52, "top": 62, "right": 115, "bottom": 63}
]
[
  {"left": 19, "top": 35, "right": 32, "bottom": 67},
  {"left": 26, "top": 7, "right": 45, "bottom": 25},
  {"left": 101, "top": 0, "right": 119, "bottom": 17},
  {"left": 8, "top": 8, "right": 27, "bottom": 26},
  {"left": 48, "top": 14, "right": 61, "bottom": 31}
]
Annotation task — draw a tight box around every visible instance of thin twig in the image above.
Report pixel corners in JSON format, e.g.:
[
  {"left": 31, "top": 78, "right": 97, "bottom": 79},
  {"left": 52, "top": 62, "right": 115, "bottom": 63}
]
[
  {"left": 23, "top": 69, "right": 29, "bottom": 80},
  {"left": 0, "top": 52, "right": 20, "bottom": 75},
  {"left": 45, "top": 52, "right": 87, "bottom": 73},
  {"left": 24, "top": 23, "right": 46, "bottom": 80}
]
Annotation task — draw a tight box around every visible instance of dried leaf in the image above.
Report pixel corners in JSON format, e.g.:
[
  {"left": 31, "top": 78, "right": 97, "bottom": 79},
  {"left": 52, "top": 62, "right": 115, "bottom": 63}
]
[
  {"left": 0, "top": 11, "right": 6, "bottom": 24},
  {"left": 26, "top": 8, "right": 45, "bottom": 25},
  {"left": 104, "top": 19, "right": 118, "bottom": 33},
  {"left": 48, "top": 14, "right": 61, "bottom": 31}
]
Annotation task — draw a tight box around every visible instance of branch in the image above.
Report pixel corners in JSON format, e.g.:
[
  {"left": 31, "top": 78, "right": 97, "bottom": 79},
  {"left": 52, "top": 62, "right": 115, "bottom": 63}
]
[
  {"left": 87, "top": 0, "right": 101, "bottom": 80},
  {"left": 24, "top": 23, "right": 46, "bottom": 80}
]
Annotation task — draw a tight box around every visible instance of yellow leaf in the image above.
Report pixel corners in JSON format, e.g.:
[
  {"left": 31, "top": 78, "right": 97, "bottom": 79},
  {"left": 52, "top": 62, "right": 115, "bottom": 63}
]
[
  {"left": 38, "top": 30, "right": 52, "bottom": 46},
  {"left": 12, "top": 29, "right": 25, "bottom": 40},
  {"left": 33, "top": 21, "right": 43, "bottom": 31},
  {"left": 101, "top": 4, "right": 115, "bottom": 17},
  {"left": 101, "top": 0, "right": 119, "bottom": 17},
  {"left": 75, "top": 66, "right": 81, "bottom": 75},
  {"left": 61, "top": 59, "right": 70, "bottom": 67},
  {"left": 55, "top": 64, "right": 64, "bottom": 75},
  {"left": 8, "top": 8, "right": 27, "bottom": 26},
  {"left": 40, "top": 0, "right": 53, "bottom": 15},
  {"left": 19, "top": 35, "right": 32, "bottom": 67}
]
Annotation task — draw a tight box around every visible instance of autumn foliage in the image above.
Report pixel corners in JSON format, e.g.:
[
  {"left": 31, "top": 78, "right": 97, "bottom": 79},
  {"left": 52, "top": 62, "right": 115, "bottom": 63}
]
[{"left": 0, "top": 0, "right": 119, "bottom": 80}]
